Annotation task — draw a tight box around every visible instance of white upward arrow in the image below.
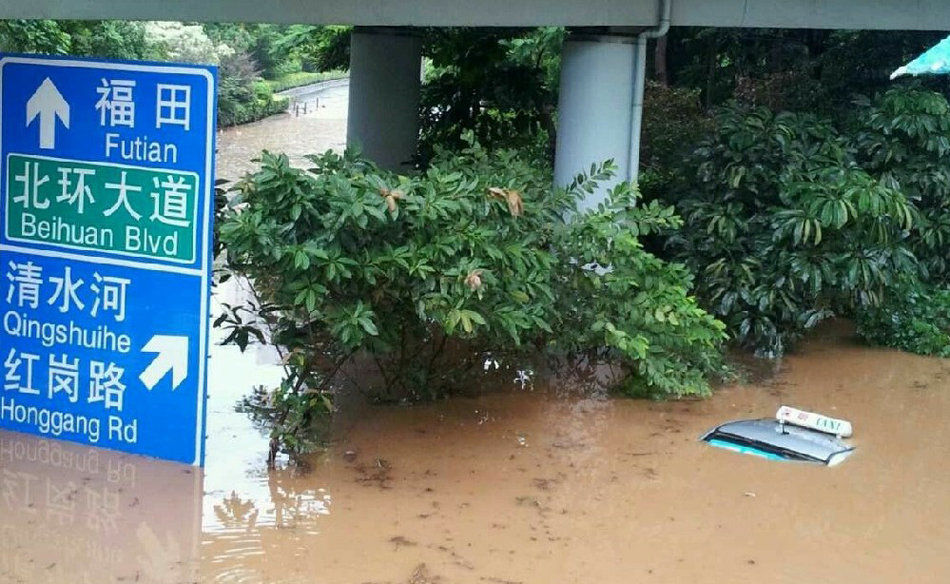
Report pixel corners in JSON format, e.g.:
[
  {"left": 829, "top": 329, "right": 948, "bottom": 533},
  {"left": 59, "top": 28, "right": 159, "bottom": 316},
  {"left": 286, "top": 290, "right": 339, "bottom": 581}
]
[
  {"left": 26, "top": 77, "right": 70, "bottom": 150},
  {"left": 139, "top": 335, "right": 190, "bottom": 391}
]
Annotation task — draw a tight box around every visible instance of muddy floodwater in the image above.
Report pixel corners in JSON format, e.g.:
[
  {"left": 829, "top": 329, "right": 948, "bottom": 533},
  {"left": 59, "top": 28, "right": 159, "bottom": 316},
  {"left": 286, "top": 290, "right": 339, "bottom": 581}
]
[
  {"left": 3, "top": 83, "right": 950, "bottom": 584},
  {"left": 215, "top": 82, "right": 348, "bottom": 181},
  {"left": 4, "top": 323, "right": 949, "bottom": 584}
]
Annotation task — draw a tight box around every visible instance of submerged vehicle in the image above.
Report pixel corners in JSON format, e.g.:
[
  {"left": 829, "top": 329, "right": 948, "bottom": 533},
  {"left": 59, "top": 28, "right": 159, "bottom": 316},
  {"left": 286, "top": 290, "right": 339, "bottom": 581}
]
[{"left": 701, "top": 407, "right": 855, "bottom": 466}]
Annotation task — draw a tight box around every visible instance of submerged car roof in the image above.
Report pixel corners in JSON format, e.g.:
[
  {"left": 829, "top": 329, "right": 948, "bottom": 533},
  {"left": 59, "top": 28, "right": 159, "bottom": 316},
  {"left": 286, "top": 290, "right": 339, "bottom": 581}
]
[{"left": 702, "top": 418, "right": 854, "bottom": 464}]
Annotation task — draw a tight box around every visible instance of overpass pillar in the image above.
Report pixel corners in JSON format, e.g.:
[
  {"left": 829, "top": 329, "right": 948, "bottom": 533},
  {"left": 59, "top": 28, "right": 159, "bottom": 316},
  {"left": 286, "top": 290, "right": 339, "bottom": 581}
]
[
  {"left": 554, "top": 33, "right": 640, "bottom": 211},
  {"left": 347, "top": 27, "right": 422, "bottom": 171}
]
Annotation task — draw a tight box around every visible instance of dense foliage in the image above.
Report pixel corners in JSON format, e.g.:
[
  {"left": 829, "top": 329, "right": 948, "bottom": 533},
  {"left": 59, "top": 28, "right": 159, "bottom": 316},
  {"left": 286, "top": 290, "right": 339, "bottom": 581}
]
[
  {"left": 217, "top": 141, "right": 726, "bottom": 462},
  {"left": 217, "top": 52, "right": 289, "bottom": 127},
  {"left": 417, "top": 27, "right": 564, "bottom": 164},
  {"left": 666, "top": 104, "right": 918, "bottom": 356},
  {"left": 660, "top": 29, "right": 948, "bottom": 112},
  {"left": 0, "top": 19, "right": 152, "bottom": 60},
  {"left": 638, "top": 82, "right": 715, "bottom": 199},
  {"left": 640, "top": 29, "right": 950, "bottom": 358},
  {"left": 851, "top": 89, "right": 950, "bottom": 287},
  {"left": 856, "top": 283, "right": 950, "bottom": 358},
  {"left": 275, "top": 25, "right": 352, "bottom": 73}
]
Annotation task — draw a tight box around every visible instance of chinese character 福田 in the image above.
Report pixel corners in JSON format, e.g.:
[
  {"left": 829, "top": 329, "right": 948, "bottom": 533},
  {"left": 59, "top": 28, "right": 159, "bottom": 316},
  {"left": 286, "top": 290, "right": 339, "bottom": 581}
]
[
  {"left": 95, "top": 79, "right": 137, "bottom": 128},
  {"left": 156, "top": 84, "right": 191, "bottom": 131}
]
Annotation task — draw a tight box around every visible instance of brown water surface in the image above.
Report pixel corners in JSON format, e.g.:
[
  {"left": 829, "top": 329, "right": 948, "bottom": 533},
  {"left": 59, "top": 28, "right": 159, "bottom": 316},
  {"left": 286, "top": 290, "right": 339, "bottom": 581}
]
[
  {"left": 215, "top": 83, "right": 348, "bottom": 181},
  {"left": 3, "top": 323, "right": 949, "bottom": 584}
]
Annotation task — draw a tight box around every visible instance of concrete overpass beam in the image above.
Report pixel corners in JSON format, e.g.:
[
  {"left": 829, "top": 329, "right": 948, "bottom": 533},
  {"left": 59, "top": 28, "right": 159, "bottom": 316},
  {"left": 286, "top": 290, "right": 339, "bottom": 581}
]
[
  {"left": 346, "top": 27, "right": 422, "bottom": 171},
  {"left": 554, "top": 33, "right": 640, "bottom": 211}
]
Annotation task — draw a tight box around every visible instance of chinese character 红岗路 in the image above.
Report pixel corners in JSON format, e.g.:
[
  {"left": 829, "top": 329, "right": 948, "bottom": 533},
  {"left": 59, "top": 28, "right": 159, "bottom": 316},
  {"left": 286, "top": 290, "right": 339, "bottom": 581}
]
[
  {"left": 4, "top": 349, "right": 40, "bottom": 395},
  {"left": 88, "top": 361, "right": 126, "bottom": 412},
  {"left": 48, "top": 354, "right": 80, "bottom": 403}
]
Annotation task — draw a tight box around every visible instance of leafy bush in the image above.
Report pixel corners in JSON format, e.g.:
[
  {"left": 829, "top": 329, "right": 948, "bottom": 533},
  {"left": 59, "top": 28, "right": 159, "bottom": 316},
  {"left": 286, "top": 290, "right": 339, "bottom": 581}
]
[
  {"left": 666, "top": 105, "right": 918, "bottom": 356},
  {"left": 66, "top": 21, "right": 155, "bottom": 61},
  {"left": 0, "top": 20, "right": 71, "bottom": 54},
  {"left": 856, "top": 284, "right": 950, "bottom": 358},
  {"left": 418, "top": 28, "right": 564, "bottom": 164},
  {"left": 296, "top": 26, "right": 352, "bottom": 72},
  {"left": 852, "top": 88, "right": 950, "bottom": 287},
  {"left": 641, "top": 83, "right": 714, "bottom": 173},
  {"left": 551, "top": 183, "right": 728, "bottom": 396},
  {"left": 217, "top": 52, "right": 288, "bottom": 127},
  {"left": 0, "top": 19, "right": 157, "bottom": 61},
  {"left": 217, "top": 140, "right": 726, "bottom": 462}
]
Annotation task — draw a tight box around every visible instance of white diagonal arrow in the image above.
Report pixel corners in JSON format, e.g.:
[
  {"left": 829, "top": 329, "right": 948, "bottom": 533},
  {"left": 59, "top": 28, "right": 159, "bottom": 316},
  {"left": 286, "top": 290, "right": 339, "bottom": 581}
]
[
  {"left": 26, "top": 77, "right": 70, "bottom": 150},
  {"left": 139, "top": 335, "right": 189, "bottom": 391}
]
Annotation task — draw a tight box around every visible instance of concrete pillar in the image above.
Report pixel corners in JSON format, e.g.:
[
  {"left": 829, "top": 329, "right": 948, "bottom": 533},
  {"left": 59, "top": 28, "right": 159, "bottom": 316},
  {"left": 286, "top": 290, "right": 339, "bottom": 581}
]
[
  {"left": 346, "top": 27, "right": 422, "bottom": 171},
  {"left": 553, "top": 34, "right": 641, "bottom": 211}
]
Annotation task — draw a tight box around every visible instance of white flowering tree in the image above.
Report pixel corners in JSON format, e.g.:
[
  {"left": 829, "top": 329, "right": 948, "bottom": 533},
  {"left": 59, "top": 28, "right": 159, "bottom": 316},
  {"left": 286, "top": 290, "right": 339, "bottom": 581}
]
[{"left": 145, "top": 21, "right": 233, "bottom": 65}]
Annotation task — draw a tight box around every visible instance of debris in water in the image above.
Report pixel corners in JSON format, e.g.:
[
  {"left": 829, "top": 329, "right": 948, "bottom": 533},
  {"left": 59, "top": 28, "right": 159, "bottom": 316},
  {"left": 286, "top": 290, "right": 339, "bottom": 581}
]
[
  {"left": 532, "top": 478, "right": 557, "bottom": 491},
  {"left": 409, "top": 563, "right": 441, "bottom": 584},
  {"left": 390, "top": 536, "right": 418, "bottom": 549},
  {"left": 515, "top": 495, "right": 540, "bottom": 508}
]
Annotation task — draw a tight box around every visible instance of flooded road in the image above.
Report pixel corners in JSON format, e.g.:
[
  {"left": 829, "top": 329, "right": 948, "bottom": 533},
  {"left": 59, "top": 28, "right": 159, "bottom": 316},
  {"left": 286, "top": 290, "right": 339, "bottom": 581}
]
[
  {"left": 3, "top": 88, "right": 950, "bottom": 584},
  {"left": 215, "top": 81, "right": 349, "bottom": 181},
  {"left": 4, "top": 324, "right": 949, "bottom": 583}
]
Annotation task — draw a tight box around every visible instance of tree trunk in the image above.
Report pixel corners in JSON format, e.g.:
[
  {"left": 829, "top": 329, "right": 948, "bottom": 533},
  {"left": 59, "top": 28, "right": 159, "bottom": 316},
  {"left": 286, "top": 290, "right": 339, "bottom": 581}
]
[{"left": 655, "top": 36, "right": 669, "bottom": 86}]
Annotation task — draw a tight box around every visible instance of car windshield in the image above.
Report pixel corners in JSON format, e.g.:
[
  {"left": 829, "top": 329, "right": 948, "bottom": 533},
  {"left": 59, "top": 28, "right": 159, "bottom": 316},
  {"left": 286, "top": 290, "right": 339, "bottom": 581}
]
[
  {"left": 702, "top": 419, "right": 855, "bottom": 465},
  {"left": 706, "top": 430, "right": 823, "bottom": 463}
]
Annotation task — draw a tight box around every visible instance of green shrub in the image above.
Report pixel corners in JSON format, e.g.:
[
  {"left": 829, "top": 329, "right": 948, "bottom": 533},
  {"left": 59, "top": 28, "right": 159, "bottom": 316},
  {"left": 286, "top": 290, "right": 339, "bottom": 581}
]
[
  {"left": 852, "top": 88, "right": 950, "bottom": 287},
  {"left": 299, "top": 26, "right": 351, "bottom": 72},
  {"left": 217, "top": 140, "right": 726, "bottom": 463},
  {"left": 217, "top": 52, "right": 288, "bottom": 127},
  {"left": 847, "top": 89, "right": 950, "bottom": 357},
  {"left": 551, "top": 182, "right": 728, "bottom": 396},
  {"left": 666, "top": 105, "right": 918, "bottom": 356},
  {"left": 640, "top": 83, "right": 714, "bottom": 174},
  {"left": 418, "top": 28, "right": 564, "bottom": 164},
  {"left": 0, "top": 19, "right": 157, "bottom": 60},
  {"left": 856, "top": 283, "right": 950, "bottom": 358}
]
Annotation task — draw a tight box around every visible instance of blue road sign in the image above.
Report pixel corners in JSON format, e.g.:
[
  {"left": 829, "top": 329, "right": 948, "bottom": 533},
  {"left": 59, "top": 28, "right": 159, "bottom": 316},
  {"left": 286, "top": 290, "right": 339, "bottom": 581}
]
[{"left": 0, "top": 54, "right": 216, "bottom": 465}]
